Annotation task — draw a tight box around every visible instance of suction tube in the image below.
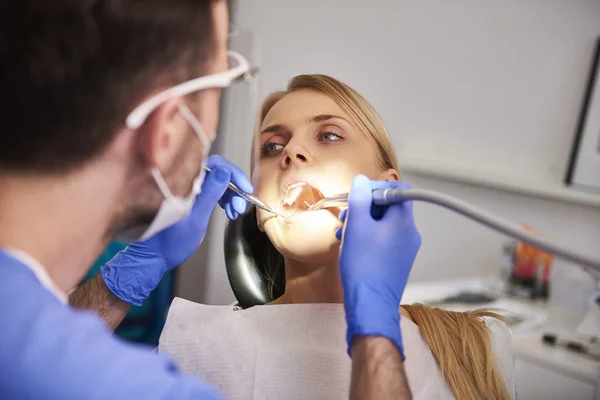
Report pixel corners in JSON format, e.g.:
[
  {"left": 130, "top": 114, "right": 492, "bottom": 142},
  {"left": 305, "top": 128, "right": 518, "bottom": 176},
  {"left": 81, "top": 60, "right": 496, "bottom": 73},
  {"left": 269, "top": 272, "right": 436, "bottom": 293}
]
[{"left": 372, "top": 188, "right": 600, "bottom": 274}]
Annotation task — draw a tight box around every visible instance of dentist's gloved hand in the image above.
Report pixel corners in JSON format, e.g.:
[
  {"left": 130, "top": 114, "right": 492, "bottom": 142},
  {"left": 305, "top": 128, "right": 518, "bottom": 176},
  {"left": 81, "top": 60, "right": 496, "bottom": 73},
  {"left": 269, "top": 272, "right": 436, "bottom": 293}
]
[
  {"left": 336, "top": 175, "right": 421, "bottom": 359},
  {"left": 102, "top": 154, "right": 253, "bottom": 306}
]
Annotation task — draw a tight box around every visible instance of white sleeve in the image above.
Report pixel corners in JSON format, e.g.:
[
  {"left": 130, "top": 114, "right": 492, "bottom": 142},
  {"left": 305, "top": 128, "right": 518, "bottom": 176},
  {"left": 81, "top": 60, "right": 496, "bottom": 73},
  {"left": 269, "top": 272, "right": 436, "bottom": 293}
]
[{"left": 485, "top": 317, "right": 516, "bottom": 399}]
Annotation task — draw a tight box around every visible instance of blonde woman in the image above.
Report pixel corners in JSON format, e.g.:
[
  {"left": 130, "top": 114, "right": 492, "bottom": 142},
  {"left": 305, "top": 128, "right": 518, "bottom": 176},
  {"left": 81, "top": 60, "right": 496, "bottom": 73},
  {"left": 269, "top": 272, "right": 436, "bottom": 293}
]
[{"left": 159, "top": 75, "right": 515, "bottom": 399}]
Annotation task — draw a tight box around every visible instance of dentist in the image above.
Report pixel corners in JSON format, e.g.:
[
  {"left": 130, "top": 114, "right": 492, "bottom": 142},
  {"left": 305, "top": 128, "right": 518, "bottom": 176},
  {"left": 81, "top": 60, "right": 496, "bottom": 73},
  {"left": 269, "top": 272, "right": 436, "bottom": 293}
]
[{"left": 0, "top": 1, "right": 419, "bottom": 399}]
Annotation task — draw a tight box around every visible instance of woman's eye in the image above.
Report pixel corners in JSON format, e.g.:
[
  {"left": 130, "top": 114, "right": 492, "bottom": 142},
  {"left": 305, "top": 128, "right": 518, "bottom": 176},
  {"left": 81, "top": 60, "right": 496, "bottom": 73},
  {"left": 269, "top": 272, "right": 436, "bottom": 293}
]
[
  {"left": 319, "top": 131, "right": 343, "bottom": 142},
  {"left": 261, "top": 141, "right": 285, "bottom": 157}
]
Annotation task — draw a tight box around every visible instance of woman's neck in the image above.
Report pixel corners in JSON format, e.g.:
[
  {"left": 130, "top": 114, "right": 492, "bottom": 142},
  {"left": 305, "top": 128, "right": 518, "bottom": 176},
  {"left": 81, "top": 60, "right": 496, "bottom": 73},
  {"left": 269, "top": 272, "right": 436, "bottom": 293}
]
[
  {"left": 271, "top": 257, "right": 344, "bottom": 304},
  {"left": 269, "top": 256, "right": 414, "bottom": 323}
]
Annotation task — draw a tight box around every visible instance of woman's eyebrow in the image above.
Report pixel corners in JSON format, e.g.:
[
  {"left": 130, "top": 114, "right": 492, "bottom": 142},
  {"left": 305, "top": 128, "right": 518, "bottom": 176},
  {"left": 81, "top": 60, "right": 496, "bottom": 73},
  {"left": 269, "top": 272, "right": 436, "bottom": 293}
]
[
  {"left": 307, "top": 114, "right": 351, "bottom": 125},
  {"left": 260, "top": 114, "right": 350, "bottom": 135},
  {"left": 260, "top": 123, "right": 288, "bottom": 135}
]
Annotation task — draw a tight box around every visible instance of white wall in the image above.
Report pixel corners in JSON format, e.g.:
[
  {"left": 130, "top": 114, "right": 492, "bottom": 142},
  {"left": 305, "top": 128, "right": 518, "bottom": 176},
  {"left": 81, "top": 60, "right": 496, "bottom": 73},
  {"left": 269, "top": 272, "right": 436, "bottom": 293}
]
[{"left": 179, "top": 0, "right": 600, "bottom": 305}]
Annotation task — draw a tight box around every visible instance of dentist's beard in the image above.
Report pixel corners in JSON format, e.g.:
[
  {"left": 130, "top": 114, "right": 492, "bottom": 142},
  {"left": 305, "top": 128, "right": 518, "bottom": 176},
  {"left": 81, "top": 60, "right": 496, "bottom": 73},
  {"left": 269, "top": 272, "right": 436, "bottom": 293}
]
[{"left": 106, "top": 206, "right": 157, "bottom": 243}]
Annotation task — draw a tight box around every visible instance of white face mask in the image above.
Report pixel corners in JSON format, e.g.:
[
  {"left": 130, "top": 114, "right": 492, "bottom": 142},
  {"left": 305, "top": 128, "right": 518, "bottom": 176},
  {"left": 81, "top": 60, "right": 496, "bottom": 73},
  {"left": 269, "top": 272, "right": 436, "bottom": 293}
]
[{"left": 139, "top": 104, "right": 213, "bottom": 240}]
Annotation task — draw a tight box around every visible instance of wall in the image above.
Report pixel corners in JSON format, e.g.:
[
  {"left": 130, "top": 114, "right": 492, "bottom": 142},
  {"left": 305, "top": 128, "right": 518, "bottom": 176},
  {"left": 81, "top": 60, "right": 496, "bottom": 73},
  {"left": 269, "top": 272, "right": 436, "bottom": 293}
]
[{"left": 178, "top": 0, "right": 600, "bottom": 305}]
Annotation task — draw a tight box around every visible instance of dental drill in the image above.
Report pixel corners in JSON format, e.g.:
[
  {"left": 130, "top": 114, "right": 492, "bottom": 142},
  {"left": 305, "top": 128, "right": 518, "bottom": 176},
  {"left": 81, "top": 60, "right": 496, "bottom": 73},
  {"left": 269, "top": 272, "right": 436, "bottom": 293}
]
[{"left": 309, "top": 188, "right": 600, "bottom": 274}]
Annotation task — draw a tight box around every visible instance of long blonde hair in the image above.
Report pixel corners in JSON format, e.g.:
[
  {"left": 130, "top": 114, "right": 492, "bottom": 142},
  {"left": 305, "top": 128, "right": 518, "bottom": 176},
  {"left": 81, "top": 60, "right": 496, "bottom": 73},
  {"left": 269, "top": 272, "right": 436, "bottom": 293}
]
[{"left": 249, "top": 74, "right": 510, "bottom": 400}]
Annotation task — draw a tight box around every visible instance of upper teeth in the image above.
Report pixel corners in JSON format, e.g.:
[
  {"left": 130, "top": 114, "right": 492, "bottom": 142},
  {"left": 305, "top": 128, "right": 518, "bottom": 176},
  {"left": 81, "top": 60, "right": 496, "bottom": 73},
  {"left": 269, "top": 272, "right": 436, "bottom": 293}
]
[
  {"left": 286, "top": 182, "right": 306, "bottom": 191},
  {"left": 283, "top": 185, "right": 305, "bottom": 205}
]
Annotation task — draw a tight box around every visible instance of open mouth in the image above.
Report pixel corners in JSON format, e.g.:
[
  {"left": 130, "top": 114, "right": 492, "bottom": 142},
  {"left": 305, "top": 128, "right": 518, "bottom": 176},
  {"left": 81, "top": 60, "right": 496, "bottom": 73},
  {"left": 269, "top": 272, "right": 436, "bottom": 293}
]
[{"left": 281, "top": 182, "right": 325, "bottom": 213}]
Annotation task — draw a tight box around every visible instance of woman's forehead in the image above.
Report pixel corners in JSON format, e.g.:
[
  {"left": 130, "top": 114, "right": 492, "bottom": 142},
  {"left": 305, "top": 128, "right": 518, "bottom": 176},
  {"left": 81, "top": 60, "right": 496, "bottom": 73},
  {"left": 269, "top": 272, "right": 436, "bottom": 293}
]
[{"left": 261, "top": 90, "right": 350, "bottom": 129}]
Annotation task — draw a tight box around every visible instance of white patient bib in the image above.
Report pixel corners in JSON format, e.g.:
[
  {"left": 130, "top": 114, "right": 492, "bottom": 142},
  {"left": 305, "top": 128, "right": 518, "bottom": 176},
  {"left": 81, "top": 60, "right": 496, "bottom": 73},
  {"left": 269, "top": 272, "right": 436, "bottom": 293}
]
[{"left": 159, "top": 299, "right": 462, "bottom": 400}]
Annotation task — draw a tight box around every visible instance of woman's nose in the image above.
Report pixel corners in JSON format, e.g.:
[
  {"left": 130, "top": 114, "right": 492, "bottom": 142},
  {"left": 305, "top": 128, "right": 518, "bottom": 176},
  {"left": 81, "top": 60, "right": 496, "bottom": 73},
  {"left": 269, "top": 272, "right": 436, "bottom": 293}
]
[{"left": 281, "top": 143, "right": 311, "bottom": 168}]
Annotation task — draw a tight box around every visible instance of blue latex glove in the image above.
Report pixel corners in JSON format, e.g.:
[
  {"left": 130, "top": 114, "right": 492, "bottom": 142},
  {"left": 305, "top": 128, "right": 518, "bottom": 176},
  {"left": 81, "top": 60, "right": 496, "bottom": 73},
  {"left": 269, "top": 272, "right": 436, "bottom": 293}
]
[
  {"left": 336, "top": 175, "right": 421, "bottom": 359},
  {"left": 102, "top": 154, "right": 253, "bottom": 306}
]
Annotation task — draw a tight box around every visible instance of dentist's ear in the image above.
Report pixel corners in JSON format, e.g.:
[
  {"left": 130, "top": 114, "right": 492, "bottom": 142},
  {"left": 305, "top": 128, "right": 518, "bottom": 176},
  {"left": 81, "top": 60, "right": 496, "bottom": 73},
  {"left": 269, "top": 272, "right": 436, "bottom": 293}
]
[
  {"left": 138, "top": 97, "right": 184, "bottom": 171},
  {"left": 378, "top": 168, "right": 400, "bottom": 182}
]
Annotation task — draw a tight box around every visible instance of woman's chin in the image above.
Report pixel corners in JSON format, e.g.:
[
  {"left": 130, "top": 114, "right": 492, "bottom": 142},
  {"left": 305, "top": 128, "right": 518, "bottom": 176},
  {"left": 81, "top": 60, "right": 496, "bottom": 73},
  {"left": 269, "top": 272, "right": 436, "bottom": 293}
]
[
  {"left": 265, "top": 210, "right": 342, "bottom": 259},
  {"left": 278, "top": 240, "right": 340, "bottom": 263}
]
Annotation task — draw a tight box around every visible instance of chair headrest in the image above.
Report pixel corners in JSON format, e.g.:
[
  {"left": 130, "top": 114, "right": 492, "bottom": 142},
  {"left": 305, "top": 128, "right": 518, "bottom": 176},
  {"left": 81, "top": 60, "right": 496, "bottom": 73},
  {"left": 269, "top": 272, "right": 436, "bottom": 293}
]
[{"left": 223, "top": 209, "right": 283, "bottom": 308}]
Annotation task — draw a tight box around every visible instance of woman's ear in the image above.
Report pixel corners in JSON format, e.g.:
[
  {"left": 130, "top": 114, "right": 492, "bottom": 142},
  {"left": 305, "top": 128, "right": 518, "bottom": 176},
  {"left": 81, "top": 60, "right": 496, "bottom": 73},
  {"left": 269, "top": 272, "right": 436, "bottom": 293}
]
[{"left": 378, "top": 168, "right": 400, "bottom": 182}]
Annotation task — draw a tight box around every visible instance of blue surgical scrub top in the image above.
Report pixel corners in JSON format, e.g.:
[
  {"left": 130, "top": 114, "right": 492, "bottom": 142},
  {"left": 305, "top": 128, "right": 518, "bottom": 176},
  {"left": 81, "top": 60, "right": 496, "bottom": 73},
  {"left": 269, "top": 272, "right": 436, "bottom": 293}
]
[{"left": 0, "top": 249, "right": 223, "bottom": 400}]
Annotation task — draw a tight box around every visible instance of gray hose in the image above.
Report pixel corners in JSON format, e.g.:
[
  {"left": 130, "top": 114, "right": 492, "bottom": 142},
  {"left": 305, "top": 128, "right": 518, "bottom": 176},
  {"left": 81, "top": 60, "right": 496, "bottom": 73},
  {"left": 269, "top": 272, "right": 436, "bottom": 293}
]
[{"left": 376, "top": 188, "right": 600, "bottom": 274}]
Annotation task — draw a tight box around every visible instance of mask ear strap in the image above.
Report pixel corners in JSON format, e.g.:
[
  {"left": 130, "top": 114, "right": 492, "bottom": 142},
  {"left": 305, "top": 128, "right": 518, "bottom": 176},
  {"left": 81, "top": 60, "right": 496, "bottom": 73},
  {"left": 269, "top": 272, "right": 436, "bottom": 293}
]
[
  {"left": 178, "top": 103, "right": 210, "bottom": 148},
  {"left": 151, "top": 168, "right": 174, "bottom": 199}
]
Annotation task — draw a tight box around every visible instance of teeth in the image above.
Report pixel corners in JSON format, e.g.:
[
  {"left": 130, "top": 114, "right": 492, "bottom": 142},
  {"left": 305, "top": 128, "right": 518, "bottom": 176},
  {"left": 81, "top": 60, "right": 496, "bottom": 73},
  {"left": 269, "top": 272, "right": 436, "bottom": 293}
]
[
  {"left": 282, "top": 183, "right": 324, "bottom": 211},
  {"left": 285, "top": 182, "right": 305, "bottom": 193},
  {"left": 283, "top": 186, "right": 305, "bottom": 206}
]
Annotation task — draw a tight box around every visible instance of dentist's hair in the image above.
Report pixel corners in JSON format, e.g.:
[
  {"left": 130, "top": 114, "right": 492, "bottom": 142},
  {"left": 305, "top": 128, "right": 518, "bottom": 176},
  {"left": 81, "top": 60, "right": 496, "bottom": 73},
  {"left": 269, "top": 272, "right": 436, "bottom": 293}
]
[
  {"left": 0, "top": 0, "right": 218, "bottom": 174},
  {"left": 249, "top": 74, "right": 511, "bottom": 400}
]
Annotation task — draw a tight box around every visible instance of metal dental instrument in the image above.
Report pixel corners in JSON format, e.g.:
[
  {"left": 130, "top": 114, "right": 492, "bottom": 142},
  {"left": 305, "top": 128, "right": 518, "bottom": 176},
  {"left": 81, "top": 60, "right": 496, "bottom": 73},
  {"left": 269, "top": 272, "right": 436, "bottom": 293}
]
[
  {"left": 202, "top": 166, "right": 283, "bottom": 218},
  {"left": 310, "top": 188, "right": 600, "bottom": 273},
  {"left": 310, "top": 193, "right": 351, "bottom": 211}
]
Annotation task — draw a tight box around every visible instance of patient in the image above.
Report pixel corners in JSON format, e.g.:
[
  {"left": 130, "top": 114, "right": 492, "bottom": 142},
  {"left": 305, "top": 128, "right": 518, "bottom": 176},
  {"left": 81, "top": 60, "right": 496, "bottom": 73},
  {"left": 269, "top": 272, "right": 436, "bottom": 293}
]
[{"left": 160, "top": 74, "right": 514, "bottom": 400}]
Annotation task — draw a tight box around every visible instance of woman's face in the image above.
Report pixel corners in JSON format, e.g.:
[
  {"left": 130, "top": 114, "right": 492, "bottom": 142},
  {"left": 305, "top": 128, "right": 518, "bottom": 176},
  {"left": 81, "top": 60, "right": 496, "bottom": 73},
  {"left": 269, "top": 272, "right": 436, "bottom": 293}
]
[{"left": 253, "top": 89, "right": 397, "bottom": 263}]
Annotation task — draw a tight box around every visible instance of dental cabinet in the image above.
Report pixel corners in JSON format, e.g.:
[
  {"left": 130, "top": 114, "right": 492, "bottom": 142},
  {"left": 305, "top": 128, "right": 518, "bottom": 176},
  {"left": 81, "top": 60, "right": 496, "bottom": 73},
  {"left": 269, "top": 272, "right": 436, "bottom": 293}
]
[{"left": 512, "top": 334, "right": 600, "bottom": 400}]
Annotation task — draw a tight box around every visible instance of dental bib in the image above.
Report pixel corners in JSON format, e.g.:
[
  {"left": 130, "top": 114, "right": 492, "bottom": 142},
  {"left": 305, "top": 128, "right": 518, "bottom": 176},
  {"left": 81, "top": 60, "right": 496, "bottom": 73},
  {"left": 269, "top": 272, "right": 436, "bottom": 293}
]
[{"left": 159, "top": 298, "right": 515, "bottom": 400}]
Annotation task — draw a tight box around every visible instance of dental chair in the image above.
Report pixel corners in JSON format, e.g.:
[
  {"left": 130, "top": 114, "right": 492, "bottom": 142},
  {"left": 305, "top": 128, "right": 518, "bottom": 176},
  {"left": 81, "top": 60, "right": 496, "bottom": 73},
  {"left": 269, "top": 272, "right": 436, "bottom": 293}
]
[{"left": 224, "top": 209, "right": 284, "bottom": 309}]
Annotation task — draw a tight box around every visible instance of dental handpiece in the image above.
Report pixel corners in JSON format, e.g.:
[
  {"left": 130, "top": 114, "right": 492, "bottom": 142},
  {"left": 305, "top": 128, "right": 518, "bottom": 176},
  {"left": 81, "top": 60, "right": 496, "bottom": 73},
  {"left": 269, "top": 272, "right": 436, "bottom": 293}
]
[
  {"left": 202, "top": 166, "right": 283, "bottom": 218},
  {"left": 311, "top": 188, "right": 600, "bottom": 273}
]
